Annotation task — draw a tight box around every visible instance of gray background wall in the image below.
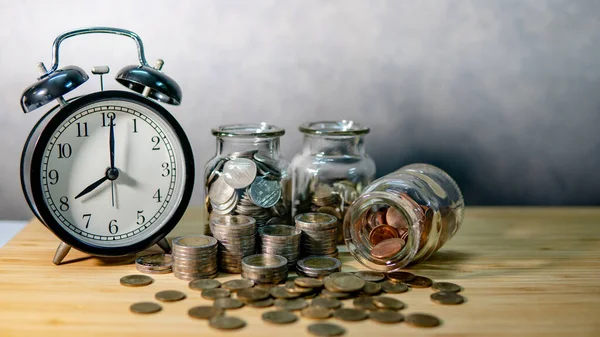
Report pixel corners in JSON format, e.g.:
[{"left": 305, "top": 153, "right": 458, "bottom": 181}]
[{"left": 1, "top": 0, "right": 599, "bottom": 220}]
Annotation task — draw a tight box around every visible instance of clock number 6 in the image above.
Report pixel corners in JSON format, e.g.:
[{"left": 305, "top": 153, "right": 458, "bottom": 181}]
[{"left": 108, "top": 219, "right": 118, "bottom": 234}]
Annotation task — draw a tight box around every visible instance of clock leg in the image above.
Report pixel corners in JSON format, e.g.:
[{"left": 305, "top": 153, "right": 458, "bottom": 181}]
[
  {"left": 52, "top": 242, "right": 72, "bottom": 265},
  {"left": 157, "top": 238, "right": 171, "bottom": 253}
]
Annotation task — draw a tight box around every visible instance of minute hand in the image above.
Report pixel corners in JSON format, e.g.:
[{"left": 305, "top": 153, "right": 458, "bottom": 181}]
[
  {"left": 109, "top": 116, "right": 115, "bottom": 169},
  {"left": 74, "top": 176, "right": 109, "bottom": 200}
]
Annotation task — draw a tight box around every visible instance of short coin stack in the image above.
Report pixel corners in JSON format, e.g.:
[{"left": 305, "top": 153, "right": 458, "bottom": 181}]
[
  {"left": 258, "top": 225, "right": 301, "bottom": 269},
  {"left": 172, "top": 235, "right": 218, "bottom": 281},
  {"left": 295, "top": 213, "right": 339, "bottom": 257},
  {"left": 241, "top": 254, "right": 288, "bottom": 284},
  {"left": 211, "top": 215, "right": 257, "bottom": 273},
  {"left": 135, "top": 253, "right": 173, "bottom": 274},
  {"left": 296, "top": 256, "right": 342, "bottom": 278}
]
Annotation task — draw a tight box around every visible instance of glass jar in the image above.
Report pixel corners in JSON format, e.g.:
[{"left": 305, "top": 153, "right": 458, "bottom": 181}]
[
  {"left": 291, "top": 121, "right": 376, "bottom": 244},
  {"left": 343, "top": 163, "right": 464, "bottom": 272},
  {"left": 204, "top": 123, "right": 291, "bottom": 232}
]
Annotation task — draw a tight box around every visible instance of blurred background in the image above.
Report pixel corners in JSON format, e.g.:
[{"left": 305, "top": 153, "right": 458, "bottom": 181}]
[{"left": 1, "top": 0, "right": 599, "bottom": 220}]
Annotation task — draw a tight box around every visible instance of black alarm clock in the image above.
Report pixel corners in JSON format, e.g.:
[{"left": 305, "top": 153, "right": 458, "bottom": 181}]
[{"left": 20, "top": 27, "right": 194, "bottom": 264}]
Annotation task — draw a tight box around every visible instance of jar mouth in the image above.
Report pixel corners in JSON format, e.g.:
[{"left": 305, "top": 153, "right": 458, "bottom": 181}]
[
  {"left": 299, "top": 120, "right": 370, "bottom": 136},
  {"left": 212, "top": 123, "right": 285, "bottom": 138}
]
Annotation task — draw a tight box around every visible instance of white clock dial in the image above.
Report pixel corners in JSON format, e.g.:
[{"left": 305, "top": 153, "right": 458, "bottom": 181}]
[{"left": 39, "top": 100, "right": 186, "bottom": 247}]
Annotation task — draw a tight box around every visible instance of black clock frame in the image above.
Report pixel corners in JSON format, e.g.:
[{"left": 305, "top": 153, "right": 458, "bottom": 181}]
[{"left": 22, "top": 90, "right": 195, "bottom": 257}]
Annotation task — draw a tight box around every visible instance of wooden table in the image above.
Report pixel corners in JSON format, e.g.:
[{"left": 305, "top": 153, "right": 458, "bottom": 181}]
[{"left": 1, "top": 207, "right": 599, "bottom": 336}]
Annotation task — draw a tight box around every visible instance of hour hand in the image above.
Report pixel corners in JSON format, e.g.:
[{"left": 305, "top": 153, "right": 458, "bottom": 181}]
[{"left": 74, "top": 175, "right": 109, "bottom": 200}]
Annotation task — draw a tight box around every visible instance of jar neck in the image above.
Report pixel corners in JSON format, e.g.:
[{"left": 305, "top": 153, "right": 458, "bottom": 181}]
[
  {"left": 302, "top": 134, "right": 366, "bottom": 156},
  {"left": 216, "top": 136, "right": 281, "bottom": 157}
]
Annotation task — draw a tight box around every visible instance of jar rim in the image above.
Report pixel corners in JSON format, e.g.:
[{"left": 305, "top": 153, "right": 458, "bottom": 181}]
[
  {"left": 212, "top": 123, "right": 285, "bottom": 138},
  {"left": 299, "top": 120, "right": 370, "bottom": 136}
]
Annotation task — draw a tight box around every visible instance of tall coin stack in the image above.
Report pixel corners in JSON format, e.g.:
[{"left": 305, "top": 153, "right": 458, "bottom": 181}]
[
  {"left": 210, "top": 214, "right": 257, "bottom": 273},
  {"left": 295, "top": 212, "right": 339, "bottom": 258},
  {"left": 258, "top": 225, "right": 301, "bottom": 269},
  {"left": 241, "top": 254, "right": 288, "bottom": 284},
  {"left": 172, "top": 235, "right": 218, "bottom": 281}
]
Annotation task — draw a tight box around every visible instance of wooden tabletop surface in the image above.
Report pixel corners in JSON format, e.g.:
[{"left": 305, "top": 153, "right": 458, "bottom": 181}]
[{"left": 0, "top": 207, "right": 599, "bottom": 337}]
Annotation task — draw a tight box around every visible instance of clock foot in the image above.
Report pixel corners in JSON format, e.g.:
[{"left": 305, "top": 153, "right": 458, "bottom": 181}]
[
  {"left": 52, "top": 242, "right": 72, "bottom": 265},
  {"left": 157, "top": 238, "right": 171, "bottom": 253}
]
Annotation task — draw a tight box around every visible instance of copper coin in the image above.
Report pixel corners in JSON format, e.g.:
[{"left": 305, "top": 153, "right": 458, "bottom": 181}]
[
  {"left": 380, "top": 281, "right": 408, "bottom": 294},
  {"left": 431, "top": 282, "right": 461, "bottom": 293},
  {"left": 368, "top": 225, "right": 399, "bottom": 245},
  {"left": 202, "top": 288, "right": 231, "bottom": 300},
  {"left": 302, "top": 306, "right": 333, "bottom": 319},
  {"left": 262, "top": 310, "right": 298, "bottom": 324},
  {"left": 405, "top": 276, "right": 433, "bottom": 288},
  {"left": 372, "top": 296, "right": 405, "bottom": 310},
  {"left": 354, "top": 271, "right": 385, "bottom": 282},
  {"left": 386, "top": 271, "right": 415, "bottom": 283},
  {"left": 371, "top": 238, "right": 405, "bottom": 259},
  {"left": 120, "top": 275, "right": 153, "bottom": 287},
  {"left": 333, "top": 308, "right": 369, "bottom": 321},
  {"left": 130, "top": 302, "right": 162, "bottom": 314},
  {"left": 430, "top": 292, "right": 465, "bottom": 305},
  {"left": 405, "top": 313, "right": 441, "bottom": 328},
  {"left": 188, "top": 306, "right": 224, "bottom": 319},
  {"left": 155, "top": 290, "right": 186, "bottom": 302},
  {"left": 209, "top": 316, "right": 246, "bottom": 330},
  {"left": 189, "top": 279, "right": 221, "bottom": 291},
  {"left": 307, "top": 323, "right": 346, "bottom": 337},
  {"left": 353, "top": 297, "right": 378, "bottom": 311},
  {"left": 311, "top": 297, "right": 342, "bottom": 309},
  {"left": 369, "top": 310, "right": 404, "bottom": 324},
  {"left": 360, "top": 281, "right": 382, "bottom": 296},
  {"left": 237, "top": 288, "right": 271, "bottom": 301},
  {"left": 386, "top": 207, "right": 409, "bottom": 228}
]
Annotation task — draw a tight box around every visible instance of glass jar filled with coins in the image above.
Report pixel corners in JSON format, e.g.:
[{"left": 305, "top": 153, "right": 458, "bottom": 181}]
[
  {"left": 290, "top": 121, "right": 376, "bottom": 244},
  {"left": 344, "top": 163, "right": 464, "bottom": 271},
  {"left": 204, "top": 124, "right": 291, "bottom": 231}
]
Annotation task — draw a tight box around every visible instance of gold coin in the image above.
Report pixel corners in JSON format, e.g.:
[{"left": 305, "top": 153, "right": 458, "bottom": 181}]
[
  {"left": 243, "top": 298, "right": 274, "bottom": 308},
  {"left": 274, "top": 298, "right": 308, "bottom": 311},
  {"left": 311, "top": 297, "right": 342, "bottom": 309},
  {"left": 353, "top": 297, "right": 378, "bottom": 311},
  {"left": 354, "top": 271, "right": 385, "bottom": 282},
  {"left": 201, "top": 288, "right": 231, "bottom": 300},
  {"left": 430, "top": 292, "right": 465, "bottom": 305},
  {"left": 431, "top": 282, "right": 461, "bottom": 293},
  {"left": 188, "top": 306, "right": 224, "bottom": 319},
  {"left": 120, "top": 275, "right": 153, "bottom": 287},
  {"left": 155, "top": 290, "right": 186, "bottom": 302},
  {"left": 371, "top": 238, "right": 405, "bottom": 259},
  {"left": 270, "top": 285, "right": 301, "bottom": 299},
  {"left": 130, "top": 302, "right": 162, "bottom": 314},
  {"left": 405, "top": 276, "right": 433, "bottom": 288},
  {"left": 372, "top": 296, "right": 405, "bottom": 310},
  {"left": 369, "top": 310, "right": 404, "bottom": 324},
  {"left": 360, "top": 281, "right": 382, "bottom": 296},
  {"left": 295, "top": 277, "right": 324, "bottom": 288},
  {"left": 214, "top": 297, "right": 245, "bottom": 310},
  {"left": 325, "top": 275, "right": 365, "bottom": 293},
  {"left": 405, "top": 313, "right": 441, "bottom": 328},
  {"left": 307, "top": 323, "right": 346, "bottom": 337},
  {"left": 209, "top": 316, "right": 246, "bottom": 330},
  {"left": 222, "top": 279, "right": 255, "bottom": 292},
  {"left": 302, "top": 306, "right": 332, "bottom": 319},
  {"left": 386, "top": 271, "right": 415, "bottom": 283},
  {"left": 262, "top": 310, "right": 298, "bottom": 324},
  {"left": 237, "top": 288, "right": 270, "bottom": 301},
  {"left": 380, "top": 281, "right": 408, "bottom": 293},
  {"left": 333, "top": 308, "right": 369, "bottom": 321},
  {"left": 189, "top": 279, "right": 221, "bottom": 291}
]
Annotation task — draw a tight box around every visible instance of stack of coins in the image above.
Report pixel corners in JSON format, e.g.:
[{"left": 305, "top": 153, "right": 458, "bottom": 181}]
[
  {"left": 211, "top": 214, "right": 257, "bottom": 273},
  {"left": 258, "top": 225, "right": 301, "bottom": 269},
  {"left": 295, "top": 213, "right": 339, "bottom": 257},
  {"left": 296, "top": 256, "right": 342, "bottom": 278},
  {"left": 172, "top": 235, "right": 218, "bottom": 280},
  {"left": 241, "top": 254, "right": 288, "bottom": 284}
]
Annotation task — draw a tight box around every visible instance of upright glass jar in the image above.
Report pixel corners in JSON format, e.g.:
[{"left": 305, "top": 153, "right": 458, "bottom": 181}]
[
  {"left": 204, "top": 124, "right": 291, "bottom": 232},
  {"left": 343, "top": 163, "right": 464, "bottom": 272},
  {"left": 291, "top": 121, "right": 376, "bottom": 243}
]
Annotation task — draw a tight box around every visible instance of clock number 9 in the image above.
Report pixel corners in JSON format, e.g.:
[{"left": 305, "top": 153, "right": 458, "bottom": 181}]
[
  {"left": 108, "top": 219, "right": 118, "bottom": 234},
  {"left": 48, "top": 170, "right": 59, "bottom": 185}
]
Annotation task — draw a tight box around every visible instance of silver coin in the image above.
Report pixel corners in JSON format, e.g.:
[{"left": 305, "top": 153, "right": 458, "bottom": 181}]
[
  {"left": 223, "top": 158, "right": 257, "bottom": 189},
  {"left": 249, "top": 176, "right": 282, "bottom": 208},
  {"left": 209, "top": 176, "right": 236, "bottom": 204}
]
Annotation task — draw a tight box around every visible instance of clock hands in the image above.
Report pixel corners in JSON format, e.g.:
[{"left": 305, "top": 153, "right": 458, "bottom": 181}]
[
  {"left": 74, "top": 175, "right": 109, "bottom": 200},
  {"left": 109, "top": 115, "right": 115, "bottom": 169}
]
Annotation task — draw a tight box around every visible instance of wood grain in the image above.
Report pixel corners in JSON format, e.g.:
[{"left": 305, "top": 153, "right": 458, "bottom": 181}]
[{"left": 1, "top": 207, "right": 599, "bottom": 337}]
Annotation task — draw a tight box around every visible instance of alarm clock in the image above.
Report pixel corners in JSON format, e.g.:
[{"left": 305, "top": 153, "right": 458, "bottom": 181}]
[{"left": 20, "top": 27, "right": 195, "bottom": 265}]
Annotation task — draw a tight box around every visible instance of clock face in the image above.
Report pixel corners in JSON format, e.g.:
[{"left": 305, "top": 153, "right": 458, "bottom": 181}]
[{"left": 26, "top": 91, "right": 194, "bottom": 253}]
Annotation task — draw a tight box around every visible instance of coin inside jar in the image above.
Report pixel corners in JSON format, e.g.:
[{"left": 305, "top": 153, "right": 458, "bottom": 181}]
[
  {"left": 188, "top": 306, "right": 224, "bottom": 319},
  {"left": 386, "top": 206, "right": 409, "bottom": 228},
  {"left": 130, "top": 302, "right": 162, "bottom": 314},
  {"left": 371, "top": 238, "right": 405, "bottom": 259},
  {"left": 430, "top": 292, "right": 465, "bottom": 305},
  {"left": 368, "top": 225, "right": 400, "bottom": 245},
  {"left": 262, "top": 310, "right": 298, "bottom": 324},
  {"left": 222, "top": 158, "right": 257, "bottom": 189},
  {"left": 307, "top": 323, "right": 346, "bottom": 337},
  {"left": 120, "top": 275, "right": 153, "bottom": 287},
  {"left": 155, "top": 290, "right": 186, "bottom": 302},
  {"left": 405, "top": 313, "right": 441, "bottom": 328},
  {"left": 209, "top": 316, "right": 246, "bottom": 330}
]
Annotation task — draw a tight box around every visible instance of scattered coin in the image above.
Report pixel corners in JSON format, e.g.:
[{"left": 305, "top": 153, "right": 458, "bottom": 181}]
[
  {"left": 244, "top": 298, "right": 274, "bottom": 308},
  {"left": 321, "top": 289, "right": 353, "bottom": 300},
  {"left": 431, "top": 281, "right": 461, "bottom": 293},
  {"left": 202, "top": 288, "right": 231, "bottom": 300},
  {"left": 302, "top": 306, "right": 333, "bottom": 319},
  {"left": 135, "top": 254, "right": 173, "bottom": 274},
  {"left": 360, "top": 281, "right": 382, "bottom": 296},
  {"left": 214, "top": 297, "right": 245, "bottom": 310},
  {"left": 270, "top": 285, "right": 301, "bottom": 299},
  {"left": 311, "top": 297, "right": 342, "bottom": 309},
  {"left": 405, "top": 313, "right": 441, "bottom": 328},
  {"left": 369, "top": 310, "right": 404, "bottom": 324},
  {"left": 353, "top": 297, "right": 378, "bottom": 311},
  {"left": 286, "top": 280, "right": 315, "bottom": 294},
  {"left": 386, "top": 271, "right": 415, "bottom": 283},
  {"left": 307, "top": 323, "right": 346, "bottom": 337},
  {"left": 354, "top": 271, "right": 385, "bottom": 282},
  {"left": 222, "top": 279, "right": 255, "bottom": 292},
  {"left": 430, "top": 292, "right": 465, "bottom": 305},
  {"left": 380, "top": 280, "right": 409, "bottom": 293},
  {"left": 262, "top": 310, "right": 298, "bottom": 324},
  {"left": 372, "top": 296, "right": 405, "bottom": 310},
  {"left": 120, "top": 275, "right": 153, "bottom": 287},
  {"left": 209, "top": 315, "right": 246, "bottom": 330},
  {"left": 155, "top": 290, "right": 186, "bottom": 302},
  {"left": 371, "top": 238, "right": 405, "bottom": 259},
  {"left": 405, "top": 275, "right": 433, "bottom": 288},
  {"left": 326, "top": 275, "right": 365, "bottom": 293},
  {"left": 130, "top": 302, "right": 162, "bottom": 314},
  {"left": 333, "top": 308, "right": 369, "bottom": 321},
  {"left": 189, "top": 279, "right": 221, "bottom": 291},
  {"left": 295, "top": 277, "right": 324, "bottom": 288},
  {"left": 188, "top": 306, "right": 224, "bottom": 319},
  {"left": 236, "top": 287, "right": 271, "bottom": 302},
  {"left": 274, "top": 298, "right": 309, "bottom": 311}
]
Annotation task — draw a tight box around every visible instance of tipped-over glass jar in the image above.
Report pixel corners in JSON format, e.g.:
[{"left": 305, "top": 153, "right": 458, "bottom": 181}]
[
  {"left": 204, "top": 123, "right": 291, "bottom": 231},
  {"left": 343, "top": 163, "right": 464, "bottom": 271},
  {"left": 290, "top": 121, "right": 376, "bottom": 244}
]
